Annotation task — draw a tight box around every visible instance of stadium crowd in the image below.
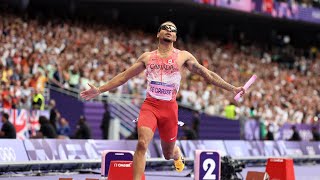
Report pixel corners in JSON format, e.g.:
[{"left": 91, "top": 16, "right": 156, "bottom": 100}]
[{"left": 0, "top": 13, "right": 319, "bottom": 132}]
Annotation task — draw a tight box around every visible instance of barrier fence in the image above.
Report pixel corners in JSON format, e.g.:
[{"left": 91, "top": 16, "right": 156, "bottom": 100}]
[{"left": 0, "top": 139, "right": 319, "bottom": 172}]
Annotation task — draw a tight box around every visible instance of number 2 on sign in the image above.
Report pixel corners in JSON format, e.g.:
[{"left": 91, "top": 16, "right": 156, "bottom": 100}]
[{"left": 203, "top": 158, "right": 216, "bottom": 179}]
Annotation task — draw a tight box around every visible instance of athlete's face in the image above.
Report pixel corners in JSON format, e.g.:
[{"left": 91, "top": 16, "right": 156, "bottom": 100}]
[{"left": 157, "top": 23, "right": 177, "bottom": 43}]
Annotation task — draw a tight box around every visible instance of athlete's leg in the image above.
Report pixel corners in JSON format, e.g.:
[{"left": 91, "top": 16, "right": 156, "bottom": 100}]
[
  {"left": 161, "top": 140, "right": 181, "bottom": 160},
  {"left": 161, "top": 139, "right": 185, "bottom": 172},
  {"left": 157, "top": 100, "right": 179, "bottom": 160},
  {"left": 157, "top": 101, "right": 184, "bottom": 171},
  {"left": 133, "top": 100, "right": 157, "bottom": 180},
  {"left": 133, "top": 126, "right": 154, "bottom": 180}
]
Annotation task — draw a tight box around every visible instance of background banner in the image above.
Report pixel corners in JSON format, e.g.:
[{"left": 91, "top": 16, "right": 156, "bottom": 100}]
[
  {"left": 0, "top": 139, "right": 29, "bottom": 162},
  {"left": 298, "top": 6, "right": 320, "bottom": 24},
  {"left": 216, "top": 0, "right": 253, "bottom": 12},
  {"left": 194, "top": 0, "right": 320, "bottom": 25},
  {"left": 0, "top": 139, "right": 318, "bottom": 163}
]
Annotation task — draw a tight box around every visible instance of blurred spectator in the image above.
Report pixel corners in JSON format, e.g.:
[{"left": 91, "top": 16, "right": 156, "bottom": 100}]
[
  {"left": 51, "top": 64, "right": 65, "bottom": 88},
  {"left": 0, "top": 93, "right": 2, "bottom": 109},
  {"left": 100, "top": 103, "right": 111, "bottom": 139},
  {"left": 57, "top": 117, "right": 71, "bottom": 138},
  {"left": 180, "top": 124, "right": 197, "bottom": 140},
  {"left": 0, "top": 112, "right": 16, "bottom": 139},
  {"left": 249, "top": 106, "right": 256, "bottom": 118},
  {"left": 32, "top": 89, "right": 45, "bottom": 110},
  {"left": 205, "top": 97, "right": 219, "bottom": 116},
  {"left": 34, "top": 116, "right": 57, "bottom": 138},
  {"left": 20, "top": 81, "right": 32, "bottom": 109},
  {"left": 68, "top": 66, "right": 80, "bottom": 89},
  {"left": 224, "top": 102, "right": 237, "bottom": 120},
  {"left": 265, "top": 124, "right": 274, "bottom": 140},
  {"left": 48, "top": 99, "right": 58, "bottom": 131},
  {"left": 35, "top": 71, "right": 48, "bottom": 92},
  {"left": 74, "top": 115, "right": 91, "bottom": 139},
  {"left": 289, "top": 125, "right": 301, "bottom": 141},
  {"left": 258, "top": 116, "right": 268, "bottom": 139},
  {"left": 1, "top": 83, "right": 12, "bottom": 109},
  {"left": 312, "top": 126, "right": 320, "bottom": 141}
]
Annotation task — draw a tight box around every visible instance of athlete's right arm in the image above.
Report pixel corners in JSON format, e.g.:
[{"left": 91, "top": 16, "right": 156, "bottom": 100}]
[{"left": 80, "top": 52, "right": 149, "bottom": 100}]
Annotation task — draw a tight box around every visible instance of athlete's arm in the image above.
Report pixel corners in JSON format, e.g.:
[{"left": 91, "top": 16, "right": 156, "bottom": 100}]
[
  {"left": 98, "top": 53, "right": 148, "bottom": 93},
  {"left": 182, "top": 51, "right": 242, "bottom": 93},
  {"left": 80, "top": 52, "right": 148, "bottom": 100}
]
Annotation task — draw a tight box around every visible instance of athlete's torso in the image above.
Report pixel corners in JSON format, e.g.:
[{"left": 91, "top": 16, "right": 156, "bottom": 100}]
[{"left": 145, "top": 48, "right": 182, "bottom": 101}]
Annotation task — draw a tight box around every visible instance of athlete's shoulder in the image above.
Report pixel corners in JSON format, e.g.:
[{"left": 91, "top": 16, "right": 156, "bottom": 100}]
[
  {"left": 178, "top": 50, "right": 193, "bottom": 58},
  {"left": 136, "top": 51, "right": 153, "bottom": 66},
  {"left": 139, "top": 51, "right": 153, "bottom": 60},
  {"left": 141, "top": 51, "right": 152, "bottom": 56},
  {"left": 178, "top": 49, "right": 190, "bottom": 54}
]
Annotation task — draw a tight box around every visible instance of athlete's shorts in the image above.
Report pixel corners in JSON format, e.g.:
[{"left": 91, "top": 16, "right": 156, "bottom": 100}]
[{"left": 137, "top": 97, "right": 178, "bottom": 142}]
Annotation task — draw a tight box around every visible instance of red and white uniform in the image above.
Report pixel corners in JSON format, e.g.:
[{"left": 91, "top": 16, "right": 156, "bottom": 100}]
[
  {"left": 138, "top": 49, "right": 181, "bottom": 142},
  {"left": 145, "top": 49, "right": 181, "bottom": 101}
]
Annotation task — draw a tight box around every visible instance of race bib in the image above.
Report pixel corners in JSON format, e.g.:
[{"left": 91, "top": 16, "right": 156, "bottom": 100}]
[{"left": 148, "top": 81, "right": 174, "bottom": 101}]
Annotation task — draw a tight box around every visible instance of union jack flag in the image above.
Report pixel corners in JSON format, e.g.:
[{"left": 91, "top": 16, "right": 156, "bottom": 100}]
[{"left": 1, "top": 108, "right": 49, "bottom": 140}]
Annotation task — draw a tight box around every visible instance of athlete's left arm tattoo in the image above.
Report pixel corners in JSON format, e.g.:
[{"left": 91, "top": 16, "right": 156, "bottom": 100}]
[{"left": 184, "top": 52, "right": 236, "bottom": 92}]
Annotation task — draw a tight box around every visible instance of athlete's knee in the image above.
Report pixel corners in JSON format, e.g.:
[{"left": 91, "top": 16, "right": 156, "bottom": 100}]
[{"left": 136, "top": 139, "right": 148, "bottom": 153}]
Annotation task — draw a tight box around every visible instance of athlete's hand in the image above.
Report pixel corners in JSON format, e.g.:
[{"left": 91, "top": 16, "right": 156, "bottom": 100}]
[
  {"left": 233, "top": 86, "right": 245, "bottom": 97},
  {"left": 80, "top": 83, "right": 100, "bottom": 100}
]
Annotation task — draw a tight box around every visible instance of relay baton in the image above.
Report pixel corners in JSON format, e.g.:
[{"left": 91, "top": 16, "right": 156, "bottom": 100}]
[{"left": 234, "top": 74, "right": 257, "bottom": 101}]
